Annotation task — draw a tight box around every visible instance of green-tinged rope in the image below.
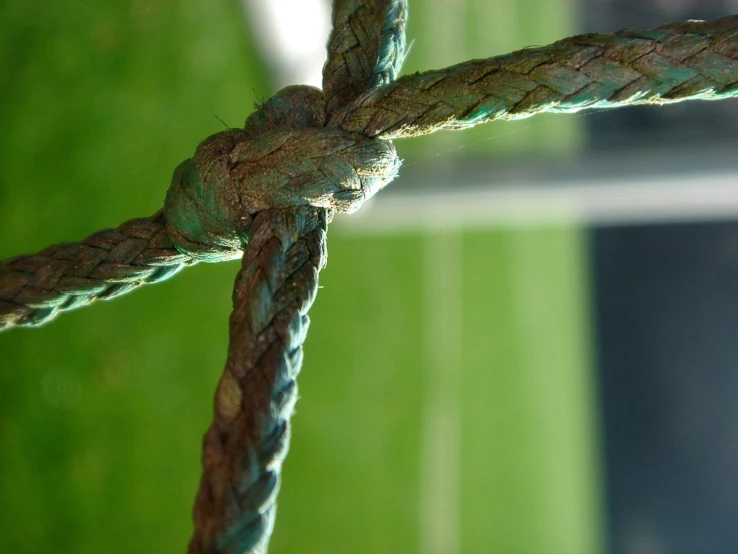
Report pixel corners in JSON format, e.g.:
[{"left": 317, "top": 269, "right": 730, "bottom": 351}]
[
  {"left": 329, "top": 16, "right": 738, "bottom": 138},
  {"left": 0, "top": 211, "right": 195, "bottom": 330},
  {"left": 165, "top": 108, "right": 400, "bottom": 263},
  {"left": 2, "top": 4, "right": 738, "bottom": 553},
  {"left": 188, "top": 207, "right": 328, "bottom": 554},
  {"left": 323, "top": 0, "right": 408, "bottom": 117}
]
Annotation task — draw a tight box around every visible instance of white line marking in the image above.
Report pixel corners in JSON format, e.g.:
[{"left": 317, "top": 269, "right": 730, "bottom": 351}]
[
  {"left": 340, "top": 171, "right": 738, "bottom": 232},
  {"left": 418, "top": 230, "right": 463, "bottom": 554}
]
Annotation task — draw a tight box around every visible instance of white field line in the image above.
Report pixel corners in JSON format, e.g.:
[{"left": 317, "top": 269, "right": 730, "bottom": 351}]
[
  {"left": 339, "top": 172, "right": 738, "bottom": 233},
  {"left": 418, "top": 231, "right": 463, "bottom": 554}
]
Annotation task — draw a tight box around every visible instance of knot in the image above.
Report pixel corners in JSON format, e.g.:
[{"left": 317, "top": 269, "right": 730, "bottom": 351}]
[{"left": 164, "top": 85, "right": 400, "bottom": 262}]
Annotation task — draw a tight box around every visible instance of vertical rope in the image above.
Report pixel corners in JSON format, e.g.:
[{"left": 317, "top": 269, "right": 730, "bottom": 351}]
[
  {"left": 188, "top": 207, "right": 329, "bottom": 554},
  {"left": 323, "top": 0, "right": 408, "bottom": 116}
]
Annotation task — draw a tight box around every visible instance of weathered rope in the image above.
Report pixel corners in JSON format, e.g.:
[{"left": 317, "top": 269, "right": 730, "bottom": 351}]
[
  {"left": 323, "top": 0, "right": 408, "bottom": 116},
  {"left": 1, "top": 3, "right": 738, "bottom": 553},
  {"left": 165, "top": 98, "right": 400, "bottom": 263},
  {"left": 330, "top": 16, "right": 738, "bottom": 138},
  {"left": 3, "top": 15, "right": 736, "bottom": 331},
  {"left": 189, "top": 207, "right": 328, "bottom": 554},
  {"left": 0, "top": 211, "right": 194, "bottom": 330}
]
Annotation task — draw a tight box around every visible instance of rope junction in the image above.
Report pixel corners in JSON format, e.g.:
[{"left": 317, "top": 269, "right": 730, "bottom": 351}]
[{"left": 1, "top": 2, "right": 737, "bottom": 552}]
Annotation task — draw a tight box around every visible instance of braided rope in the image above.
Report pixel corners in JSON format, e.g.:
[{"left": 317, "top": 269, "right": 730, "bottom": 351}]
[
  {"left": 2, "top": 4, "right": 738, "bottom": 553},
  {"left": 330, "top": 16, "right": 738, "bottom": 138},
  {"left": 0, "top": 211, "right": 194, "bottom": 330},
  {"left": 323, "top": 0, "right": 408, "bottom": 117},
  {"left": 189, "top": 207, "right": 328, "bottom": 554},
  {"left": 3, "top": 15, "right": 737, "bottom": 332}
]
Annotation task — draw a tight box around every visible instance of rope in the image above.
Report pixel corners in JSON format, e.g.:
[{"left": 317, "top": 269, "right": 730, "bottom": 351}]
[
  {"left": 188, "top": 207, "right": 328, "bottom": 554},
  {"left": 0, "top": 211, "right": 194, "bottom": 330},
  {"left": 2, "top": 4, "right": 738, "bottom": 553},
  {"left": 329, "top": 16, "right": 738, "bottom": 138},
  {"left": 323, "top": 0, "right": 408, "bottom": 117},
  {"left": 164, "top": 118, "right": 400, "bottom": 263}
]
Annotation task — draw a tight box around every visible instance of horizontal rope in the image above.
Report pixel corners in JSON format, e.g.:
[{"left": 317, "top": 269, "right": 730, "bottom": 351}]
[
  {"left": 188, "top": 207, "right": 328, "bottom": 554},
  {"left": 0, "top": 211, "right": 194, "bottom": 330},
  {"left": 329, "top": 16, "right": 738, "bottom": 138}
]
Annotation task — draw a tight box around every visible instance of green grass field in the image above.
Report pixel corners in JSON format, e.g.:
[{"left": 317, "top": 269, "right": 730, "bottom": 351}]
[{"left": 0, "top": 1, "right": 602, "bottom": 552}]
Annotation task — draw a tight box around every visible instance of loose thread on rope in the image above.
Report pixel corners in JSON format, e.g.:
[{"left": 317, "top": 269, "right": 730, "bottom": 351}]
[{"left": 1, "top": 2, "right": 737, "bottom": 553}]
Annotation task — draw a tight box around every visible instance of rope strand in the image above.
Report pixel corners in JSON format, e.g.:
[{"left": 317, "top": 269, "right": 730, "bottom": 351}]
[
  {"left": 3, "top": 5, "right": 738, "bottom": 553},
  {"left": 188, "top": 207, "right": 328, "bottom": 554},
  {"left": 330, "top": 16, "right": 738, "bottom": 138},
  {"left": 0, "top": 211, "right": 194, "bottom": 330},
  {"left": 323, "top": 0, "right": 408, "bottom": 117}
]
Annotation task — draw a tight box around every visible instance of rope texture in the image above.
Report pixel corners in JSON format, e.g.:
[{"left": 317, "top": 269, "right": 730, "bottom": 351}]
[
  {"left": 0, "top": 211, "right": 193, "bottom": 330},
  {"left": 3, "top": 5, "right": 738, "bottom": 554},
  {"left": 323, "top": 0, "right": 408, "bottom": 117},
  {"left": 5, "top": 14, "right": 736, "bottom": 331},
  {"left": 165, "top": 121, "right": 399, "bottom": 263},
  {"left": 329, "top": 16, "right": 738, "bottom": 138},
  {"left": 189, "top": 207, "right": 328, "bottom": 554}
]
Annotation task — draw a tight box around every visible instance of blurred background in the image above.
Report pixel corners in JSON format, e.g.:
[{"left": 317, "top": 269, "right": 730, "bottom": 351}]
[{"left": 1, "top": 1, "right": 738, "bottom": 553}]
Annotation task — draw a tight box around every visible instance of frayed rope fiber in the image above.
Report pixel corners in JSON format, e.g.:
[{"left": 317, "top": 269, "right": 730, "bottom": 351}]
[{"left": 1, "top": 2, "right": 737, "bottom": 553}]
